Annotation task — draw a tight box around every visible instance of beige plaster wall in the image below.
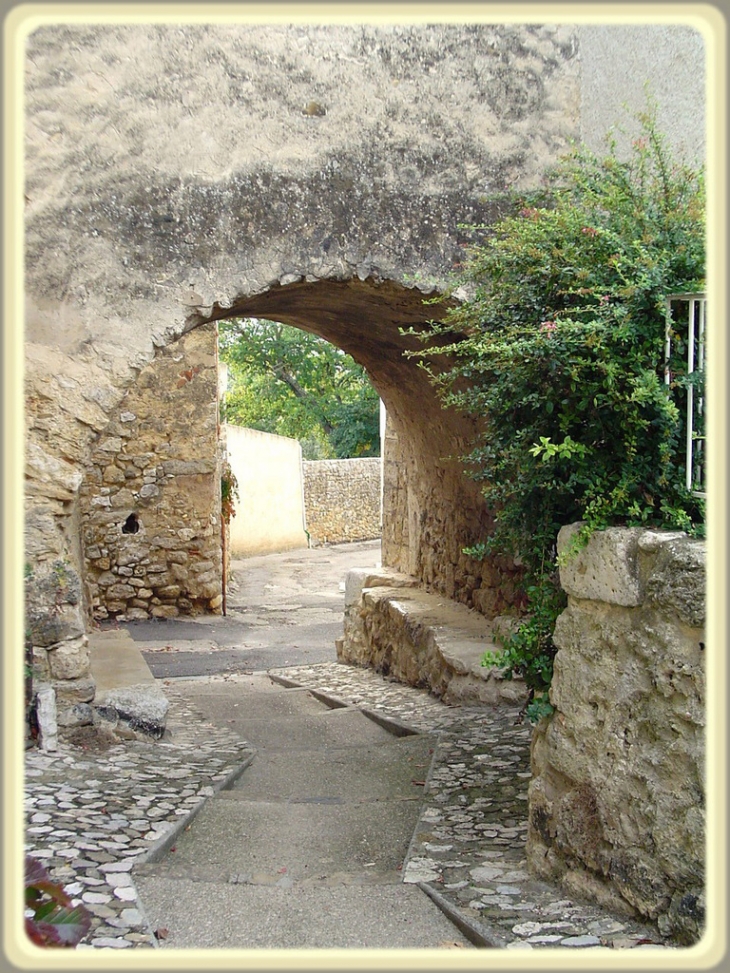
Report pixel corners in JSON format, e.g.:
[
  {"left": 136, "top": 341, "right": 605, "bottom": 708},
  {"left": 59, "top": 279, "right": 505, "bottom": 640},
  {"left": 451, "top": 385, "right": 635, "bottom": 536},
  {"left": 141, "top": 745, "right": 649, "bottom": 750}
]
[{"left": 226, "top": 424, "right": 308, "bottom": 557}]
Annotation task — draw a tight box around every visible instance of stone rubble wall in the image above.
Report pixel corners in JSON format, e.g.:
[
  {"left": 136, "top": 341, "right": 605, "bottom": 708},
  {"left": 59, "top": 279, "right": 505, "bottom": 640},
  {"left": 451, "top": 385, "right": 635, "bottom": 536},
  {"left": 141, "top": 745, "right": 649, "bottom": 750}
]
[
  {"left": 338, "top": 567, "right": 527, "bottom": 707},
  {"left": 303, "top": 458, "right": 382, "bottom": 545},
  {"left": 78, "top": 323, "right": 223, "bottom": 625},
  {"left": 527, "top": 524, "right": 706, "bottom": 945}
]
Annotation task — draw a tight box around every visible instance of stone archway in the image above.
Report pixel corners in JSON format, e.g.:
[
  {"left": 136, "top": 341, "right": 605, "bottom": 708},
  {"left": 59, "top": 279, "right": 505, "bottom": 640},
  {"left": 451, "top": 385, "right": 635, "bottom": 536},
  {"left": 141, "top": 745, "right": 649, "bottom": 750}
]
[
  {"left": 22, "top": 20, "right": 705, "bottom": 716},
  {"left": 76, "top": 275, "right": 512, "bottom": 627}
]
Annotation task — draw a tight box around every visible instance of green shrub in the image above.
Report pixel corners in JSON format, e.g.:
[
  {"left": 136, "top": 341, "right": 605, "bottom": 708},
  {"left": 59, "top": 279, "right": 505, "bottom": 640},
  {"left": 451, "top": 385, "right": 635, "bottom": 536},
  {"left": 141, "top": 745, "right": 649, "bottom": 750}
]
[{"left": 411, "top": 108, "right": 706, "bottom": 721}]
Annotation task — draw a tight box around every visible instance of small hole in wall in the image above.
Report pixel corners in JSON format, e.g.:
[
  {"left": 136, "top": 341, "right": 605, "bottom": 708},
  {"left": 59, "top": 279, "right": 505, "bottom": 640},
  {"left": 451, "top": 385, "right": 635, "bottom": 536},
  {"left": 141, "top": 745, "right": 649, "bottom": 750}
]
[{"left": 122, "top": 513, "right": 140, "bottom": 534}]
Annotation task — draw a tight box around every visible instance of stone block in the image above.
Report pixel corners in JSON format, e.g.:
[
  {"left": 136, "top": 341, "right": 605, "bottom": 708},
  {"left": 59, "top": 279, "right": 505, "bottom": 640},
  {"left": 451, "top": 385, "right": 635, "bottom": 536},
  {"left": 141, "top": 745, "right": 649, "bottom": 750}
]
[
  {"left": 28, "top": 602, "right": 85, "bottom": 648},
  {"left": 155, "top": 584, "right": 182, "bottom": 599},
  {"left": 35, "top": 686, "right": 58, "bottom": 752},
  {"left": 25, "top": 442, "right": 83, "bottom": 501},
  {"left": 161, "top": 459, "right": 215, "bottom": 476},
  {"left": 48, "top": 636, "right": 90, "bottom": 680},
  {"left": 558, "top": 523, "right": 644, "bottom": 606},
  {"left": 110, "top": 488, "right": 135, "bottom": 508},
  {"left": 639, "top": 532, "right": 706, "bottom": 628},
  {"left": 106, "top": 583, "right": 135, "bottom": 599},
  {"left": 130, "top": 453, "right": 155, "bottom": 468},
  {"left": 93, "top": 683, "right": 169, "bottom": 738},
  {"left": 98, "top": 436, "right": 123, "bottom": 452},
  {"left": 125, "top": 608, "right": 151, "bottom": 620},
  {"left": 103, "top": 465, "right": 126, "bottom": 484},
  {"left": 151, "top": 605, "right": 179, "bottom": 618},
  {"left": 197, "top": 581, "right": 221, "bottom": 600},
  {"left": 52, "top": 676, "right": 96, "bottom": 705},
  {"left": 344, "top": 567, "right": 417, "bottom": 608},
  {"left": 32, "top": 646, "right": 51, "bottom": 681},
  {"left": 56, "top": 702, "right": 94, "bottom": 728}
]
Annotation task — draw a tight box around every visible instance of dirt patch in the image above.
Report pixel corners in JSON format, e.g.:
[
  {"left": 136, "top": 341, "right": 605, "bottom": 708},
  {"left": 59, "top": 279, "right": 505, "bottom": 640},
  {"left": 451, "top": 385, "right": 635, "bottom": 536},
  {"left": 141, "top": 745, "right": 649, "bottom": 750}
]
[{"left": 63, "top": 725, "right": 118, "bottom": 752}]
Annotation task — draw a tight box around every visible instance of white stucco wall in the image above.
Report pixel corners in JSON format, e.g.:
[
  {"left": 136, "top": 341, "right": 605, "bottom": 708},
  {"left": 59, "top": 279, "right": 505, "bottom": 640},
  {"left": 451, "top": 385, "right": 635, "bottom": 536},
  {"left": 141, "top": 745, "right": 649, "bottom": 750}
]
[{"left": 225, "top": 424, "right": 308, "bottom": 556}]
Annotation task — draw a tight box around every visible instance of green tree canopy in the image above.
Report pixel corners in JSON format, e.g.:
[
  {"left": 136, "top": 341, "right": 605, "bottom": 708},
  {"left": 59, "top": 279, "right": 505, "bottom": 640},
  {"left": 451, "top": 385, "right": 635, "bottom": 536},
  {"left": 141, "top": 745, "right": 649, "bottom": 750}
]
[{"left": 219, "top": 318, "right": 380, "bottom": 460}]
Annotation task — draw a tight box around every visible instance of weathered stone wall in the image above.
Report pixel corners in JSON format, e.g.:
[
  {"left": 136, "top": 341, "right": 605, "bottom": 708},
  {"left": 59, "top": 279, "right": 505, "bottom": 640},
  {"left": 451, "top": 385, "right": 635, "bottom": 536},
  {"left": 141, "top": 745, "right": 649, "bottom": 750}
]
[
  {"left": 20, "top": 22, "right": 706, "bottom": 700},
  {"left": 303, "top": 458, "right": 382, "bottom": 545},
  {"left": 527, "top": 525, "right": 706, "bottom": 944},
  {"left": 78, "top": 324, "right": 223, "bottom": 621}
]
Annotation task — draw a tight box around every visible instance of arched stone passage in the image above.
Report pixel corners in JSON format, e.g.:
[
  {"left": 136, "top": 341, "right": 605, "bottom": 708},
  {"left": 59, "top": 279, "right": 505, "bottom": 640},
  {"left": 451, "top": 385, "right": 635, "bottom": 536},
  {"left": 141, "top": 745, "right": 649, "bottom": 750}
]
[
  {"left": 21, "top": 21, "right": 705, "bottom": 712},
  {"left": 76, "top": 274, "right": 508, "bottom": 627},
  {"left": 208, "top": 276, "right": 500, "bottom": 595}
]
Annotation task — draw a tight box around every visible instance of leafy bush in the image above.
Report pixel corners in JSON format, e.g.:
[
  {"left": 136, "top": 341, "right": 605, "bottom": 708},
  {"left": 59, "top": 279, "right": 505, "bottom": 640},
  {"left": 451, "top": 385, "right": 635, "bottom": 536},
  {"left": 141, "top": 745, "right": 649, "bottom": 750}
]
[
  {"left": 25, "top": 855, "right": 91, "bottom": 947},
  {"left": 412, "top": 109, "right": 706, "bottom": 721}
]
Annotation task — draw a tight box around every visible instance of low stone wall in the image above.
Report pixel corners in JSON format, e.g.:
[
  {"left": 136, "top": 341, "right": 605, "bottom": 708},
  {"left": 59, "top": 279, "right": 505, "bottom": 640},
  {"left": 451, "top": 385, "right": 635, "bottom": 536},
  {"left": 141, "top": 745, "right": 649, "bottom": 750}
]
[
  {"left": 527, "top": 524, "right": 706, "bottom": 945},
  {"left": 303, "top": 458, "right": 382, "bottom": 545},
  {"left": 338, "top": 568, "right": 527, "bottom": 707}
]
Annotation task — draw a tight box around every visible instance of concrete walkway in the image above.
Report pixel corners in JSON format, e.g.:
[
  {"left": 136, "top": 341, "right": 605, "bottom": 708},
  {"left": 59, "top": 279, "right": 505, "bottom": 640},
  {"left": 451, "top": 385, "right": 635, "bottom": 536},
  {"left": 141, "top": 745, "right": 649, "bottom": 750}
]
[{"left": 132, "top": 676, "right": 473, "bottom": 949}]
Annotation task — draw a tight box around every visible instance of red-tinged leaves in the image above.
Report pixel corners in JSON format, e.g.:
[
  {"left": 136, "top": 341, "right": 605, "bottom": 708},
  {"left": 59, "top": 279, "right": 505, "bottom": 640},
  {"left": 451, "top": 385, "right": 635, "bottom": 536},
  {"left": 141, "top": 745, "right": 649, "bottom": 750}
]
[
  {"left": 24, "top": 855, "right": 92, "bottom": 949},
  {"left": 26, "top": 906, "right": 92, "bottom": 947}
]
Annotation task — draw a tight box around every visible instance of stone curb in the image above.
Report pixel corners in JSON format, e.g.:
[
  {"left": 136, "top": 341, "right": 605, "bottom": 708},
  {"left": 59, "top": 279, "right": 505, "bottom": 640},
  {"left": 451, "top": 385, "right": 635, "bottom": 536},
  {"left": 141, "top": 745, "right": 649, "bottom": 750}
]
[
  {"left": 416, "top": 883, "right": 506, "bottom": 948},
  {"left": 135, "top": 750, "right": 257, "bottom": 866}
]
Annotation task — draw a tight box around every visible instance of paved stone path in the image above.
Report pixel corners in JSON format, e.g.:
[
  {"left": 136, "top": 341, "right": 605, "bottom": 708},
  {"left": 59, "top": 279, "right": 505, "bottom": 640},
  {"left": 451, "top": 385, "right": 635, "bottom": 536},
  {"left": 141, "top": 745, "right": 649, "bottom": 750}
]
[{"left": 24, "top": 660, "right": 671, "bottom": 951}]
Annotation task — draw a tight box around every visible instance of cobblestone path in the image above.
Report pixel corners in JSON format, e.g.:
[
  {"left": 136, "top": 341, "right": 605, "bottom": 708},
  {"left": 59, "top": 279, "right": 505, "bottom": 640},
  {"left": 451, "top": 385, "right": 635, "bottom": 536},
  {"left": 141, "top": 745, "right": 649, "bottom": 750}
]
[{"left": 24, "top": 660, "right": 672, "bottom": 951}]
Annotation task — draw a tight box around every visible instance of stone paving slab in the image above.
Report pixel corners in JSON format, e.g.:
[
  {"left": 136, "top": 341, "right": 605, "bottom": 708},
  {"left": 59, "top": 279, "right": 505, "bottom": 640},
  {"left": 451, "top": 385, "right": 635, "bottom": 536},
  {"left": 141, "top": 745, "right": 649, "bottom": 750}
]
[
  {"left": 274, "top": 662, "right": 674, "bottom": 952},
  {"left": 225, "top": 737, "right": 434, "bottom": 802},
  {"left": 141, "top": 794, "right": 425, "bottom": 879}
]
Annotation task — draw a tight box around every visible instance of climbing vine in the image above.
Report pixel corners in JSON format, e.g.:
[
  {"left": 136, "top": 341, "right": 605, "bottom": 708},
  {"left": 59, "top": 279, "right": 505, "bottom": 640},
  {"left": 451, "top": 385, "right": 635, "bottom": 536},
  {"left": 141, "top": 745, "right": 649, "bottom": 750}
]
[
  {"left": 409, "top": 108, "right": 706, "bottom": 721},
  {"left": 220, "top": 461, "right": 239, "bottom": 524}
]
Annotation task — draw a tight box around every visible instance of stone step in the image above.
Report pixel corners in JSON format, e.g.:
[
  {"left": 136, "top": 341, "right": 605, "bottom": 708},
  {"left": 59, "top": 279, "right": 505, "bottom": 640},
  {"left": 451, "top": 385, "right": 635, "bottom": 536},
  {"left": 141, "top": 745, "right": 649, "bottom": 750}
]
[
  {"left": 88, "top": 630, "right": 169, "bottom": 738},
  {"left": 131, "top": 678, "right": 474, "bottom": 949},
  {"left": 338, "top": 569, "right": 527, "bottom": 706}
]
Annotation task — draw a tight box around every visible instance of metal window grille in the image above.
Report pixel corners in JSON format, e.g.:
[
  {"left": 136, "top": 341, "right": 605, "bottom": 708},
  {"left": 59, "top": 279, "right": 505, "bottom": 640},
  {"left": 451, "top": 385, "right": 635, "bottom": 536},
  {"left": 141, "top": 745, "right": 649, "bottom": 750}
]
[{"left": 664, "top": 293, "right": 706, "bottom": 498}]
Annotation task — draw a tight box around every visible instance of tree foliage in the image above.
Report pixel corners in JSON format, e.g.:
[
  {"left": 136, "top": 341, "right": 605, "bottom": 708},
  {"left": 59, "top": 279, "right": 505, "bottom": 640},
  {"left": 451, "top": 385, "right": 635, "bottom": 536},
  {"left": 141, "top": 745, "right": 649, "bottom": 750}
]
[
  {"left": 219, "top": 319, "right": 380, "bottom": 459},
  {"left": 411, "top": 109, "right": 706, "bottom": 721}
]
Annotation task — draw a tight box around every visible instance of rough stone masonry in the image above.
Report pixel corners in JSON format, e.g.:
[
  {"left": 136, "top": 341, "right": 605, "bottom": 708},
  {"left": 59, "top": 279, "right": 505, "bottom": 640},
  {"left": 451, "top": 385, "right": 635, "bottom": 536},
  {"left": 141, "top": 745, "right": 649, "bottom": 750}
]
[{"left": 19, "top": 17, "right": 707, "bottom": 942}]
